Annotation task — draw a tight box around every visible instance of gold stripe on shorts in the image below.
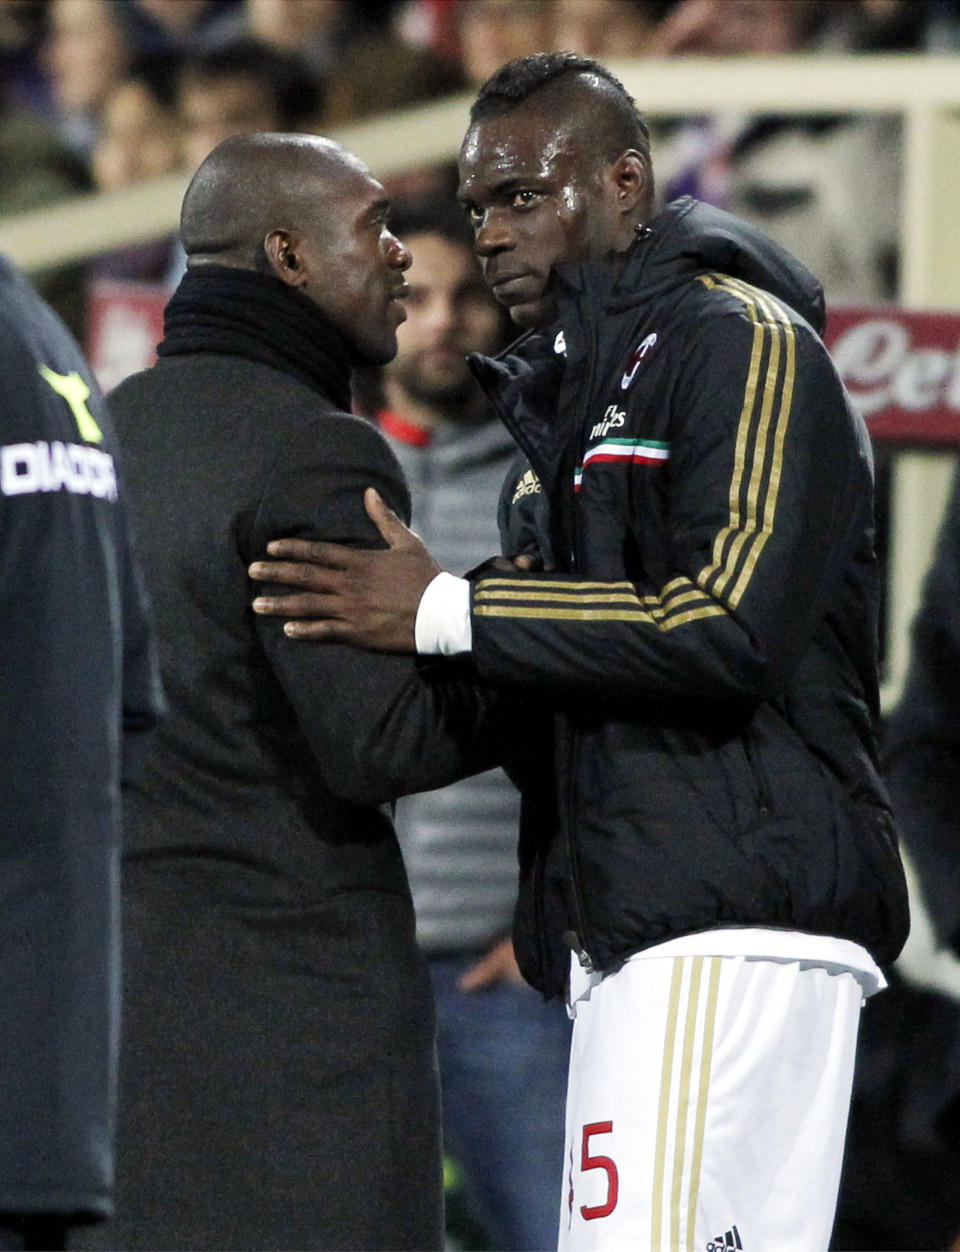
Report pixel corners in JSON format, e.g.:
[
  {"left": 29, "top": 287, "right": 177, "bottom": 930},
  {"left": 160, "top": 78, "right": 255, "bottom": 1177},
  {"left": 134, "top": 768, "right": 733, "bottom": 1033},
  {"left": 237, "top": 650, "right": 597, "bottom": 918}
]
[{"left": 651, "top": 957, "right": 723, "bottom": 1251}]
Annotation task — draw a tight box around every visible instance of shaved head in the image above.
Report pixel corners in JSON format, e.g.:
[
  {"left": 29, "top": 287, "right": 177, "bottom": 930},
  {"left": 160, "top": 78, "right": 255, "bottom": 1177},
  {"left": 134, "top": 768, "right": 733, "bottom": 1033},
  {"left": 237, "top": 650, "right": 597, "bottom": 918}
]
[
  {"left": 177, "top": 130, "right": 412, "bottom": 364},
  {"left": 180, "top": 132, "right": 371, "bottom": 269}
]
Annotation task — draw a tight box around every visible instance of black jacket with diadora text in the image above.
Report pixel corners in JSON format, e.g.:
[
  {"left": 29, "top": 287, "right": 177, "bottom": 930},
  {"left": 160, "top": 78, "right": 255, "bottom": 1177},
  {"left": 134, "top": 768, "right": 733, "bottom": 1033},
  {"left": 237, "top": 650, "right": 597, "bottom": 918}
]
[
  {"left": 0, "top": 255, "right": 161, "bottom": 1218},
  {"left": 467, "top": 197, "right": 910, "bottom": 998}
]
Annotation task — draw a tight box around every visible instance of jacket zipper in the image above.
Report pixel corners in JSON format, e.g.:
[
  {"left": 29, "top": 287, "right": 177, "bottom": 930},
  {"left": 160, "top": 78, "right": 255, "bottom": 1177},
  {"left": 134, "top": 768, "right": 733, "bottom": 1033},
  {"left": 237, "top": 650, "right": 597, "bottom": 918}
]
[
  {"left": 554, "top": 710, "right": 594, "bottom": 972},
  {"left": 468, "top": 334, "right": 598, "bottom": 972},
  {"left": 468, "top": 359, "right": 569, "bottom": 982},
  {"left": 557, "top": 300, "right": 607, "bottom": 972}
]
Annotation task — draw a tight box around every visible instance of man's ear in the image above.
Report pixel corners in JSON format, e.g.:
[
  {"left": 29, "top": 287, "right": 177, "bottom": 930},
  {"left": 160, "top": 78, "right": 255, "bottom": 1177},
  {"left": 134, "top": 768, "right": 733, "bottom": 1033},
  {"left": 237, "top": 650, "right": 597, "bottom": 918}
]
[
  {"left": 611, "top": 150, "right": 652, "bottom": 218},
  {"left": 263, "top": 229, "right": 305, "bottom": 287}
]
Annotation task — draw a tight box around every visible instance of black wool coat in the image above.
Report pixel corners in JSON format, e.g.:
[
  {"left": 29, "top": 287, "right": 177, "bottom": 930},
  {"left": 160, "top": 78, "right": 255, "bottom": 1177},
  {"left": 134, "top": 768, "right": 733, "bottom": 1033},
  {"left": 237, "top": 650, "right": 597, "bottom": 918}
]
[{"left": 80, "top": 280, "right": 508, "bottom": 1251}]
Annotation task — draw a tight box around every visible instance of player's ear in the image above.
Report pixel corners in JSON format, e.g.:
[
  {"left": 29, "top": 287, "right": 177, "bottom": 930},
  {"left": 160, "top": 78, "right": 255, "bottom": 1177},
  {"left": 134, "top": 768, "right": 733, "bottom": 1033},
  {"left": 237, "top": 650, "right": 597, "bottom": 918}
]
[
  {"left": 611, "top": 150, "right": 650, "bottom": 217},
  {"left": 264, "top": 230, "right": 305, "bottom": 287}
]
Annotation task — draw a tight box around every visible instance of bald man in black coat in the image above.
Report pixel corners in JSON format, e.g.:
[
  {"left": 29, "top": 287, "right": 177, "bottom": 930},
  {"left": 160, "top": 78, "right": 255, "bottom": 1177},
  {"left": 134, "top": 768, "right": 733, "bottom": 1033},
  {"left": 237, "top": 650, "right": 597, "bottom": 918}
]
[{"left": 78, "top": 134, "right": 514, "bottom": 1252}]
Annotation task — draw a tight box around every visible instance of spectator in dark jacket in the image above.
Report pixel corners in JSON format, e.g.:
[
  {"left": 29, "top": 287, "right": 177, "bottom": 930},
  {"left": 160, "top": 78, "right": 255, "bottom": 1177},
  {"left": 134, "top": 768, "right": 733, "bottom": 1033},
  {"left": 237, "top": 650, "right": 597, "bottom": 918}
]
[
  {"left": 0, "top": 255, "right": 161, "bottom": 1251},
  {"left": 886, "top": 466, "right": 960, "bottom": 957},
  {"left": 250, "top": 53, "right": 909, "bottom": 1251}
]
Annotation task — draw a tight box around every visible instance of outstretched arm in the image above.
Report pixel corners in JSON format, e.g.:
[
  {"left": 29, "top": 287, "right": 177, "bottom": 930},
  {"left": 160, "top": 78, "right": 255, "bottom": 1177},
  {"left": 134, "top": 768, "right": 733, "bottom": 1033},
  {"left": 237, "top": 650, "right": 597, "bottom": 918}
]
[
  {"left": 253, "top": 304, "right": 875, "bottom": 714},
  {"left": 251, "top": 488, "right": 436, "bottom": 651},
  {"left": 250, "top": 421, "right": 516, "bottom": 805}
]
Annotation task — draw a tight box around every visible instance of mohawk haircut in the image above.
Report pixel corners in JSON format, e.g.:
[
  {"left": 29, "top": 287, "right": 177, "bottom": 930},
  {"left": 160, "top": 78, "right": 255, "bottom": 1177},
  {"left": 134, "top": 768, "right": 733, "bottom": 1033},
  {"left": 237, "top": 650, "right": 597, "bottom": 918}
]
[{"left": 469, "top": 52, "right": 651, "bottom": 168}]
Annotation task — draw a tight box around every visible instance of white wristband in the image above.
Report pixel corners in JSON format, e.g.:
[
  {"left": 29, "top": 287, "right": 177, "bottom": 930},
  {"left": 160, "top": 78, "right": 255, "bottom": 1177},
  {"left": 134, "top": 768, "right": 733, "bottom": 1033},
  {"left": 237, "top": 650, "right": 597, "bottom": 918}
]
[{"left": 414, "top": 572, "right": 473, "bottom": 655}]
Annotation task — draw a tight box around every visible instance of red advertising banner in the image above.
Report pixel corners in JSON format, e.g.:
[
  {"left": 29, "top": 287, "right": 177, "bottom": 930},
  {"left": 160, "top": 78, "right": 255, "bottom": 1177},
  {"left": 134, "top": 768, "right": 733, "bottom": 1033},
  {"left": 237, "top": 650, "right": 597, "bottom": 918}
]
[
  {"left": 79, "top": 294, "right": 960, "bottom": 443},
  {"left": 824, "top": 306, "right": 960, "bottom": 445},
  {"left": 85, "top": 279, "right": 168, "bottom": 394}
]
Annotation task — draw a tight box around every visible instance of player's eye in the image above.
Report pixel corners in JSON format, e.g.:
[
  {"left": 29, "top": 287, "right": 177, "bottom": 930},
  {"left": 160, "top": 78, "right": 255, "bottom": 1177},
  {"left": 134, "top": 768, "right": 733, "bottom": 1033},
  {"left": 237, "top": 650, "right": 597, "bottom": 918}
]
[{"left": 510, "top": 190, "right": 541, "bottom": 210}]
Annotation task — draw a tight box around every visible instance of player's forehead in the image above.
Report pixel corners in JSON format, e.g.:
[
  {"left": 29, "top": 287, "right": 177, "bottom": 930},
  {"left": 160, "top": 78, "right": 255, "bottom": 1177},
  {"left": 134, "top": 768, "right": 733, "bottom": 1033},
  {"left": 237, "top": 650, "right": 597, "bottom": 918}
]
[{"left": 458, "top": 107, "right": 584, "bottom": 203}]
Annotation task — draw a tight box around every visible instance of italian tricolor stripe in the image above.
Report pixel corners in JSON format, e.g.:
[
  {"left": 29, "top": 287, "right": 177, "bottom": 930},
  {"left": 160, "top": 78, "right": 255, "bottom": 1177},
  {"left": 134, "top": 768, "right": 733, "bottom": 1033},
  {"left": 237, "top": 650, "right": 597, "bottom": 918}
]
[{"left": 575, "top": 439, "right": 670, "bottom": 490}]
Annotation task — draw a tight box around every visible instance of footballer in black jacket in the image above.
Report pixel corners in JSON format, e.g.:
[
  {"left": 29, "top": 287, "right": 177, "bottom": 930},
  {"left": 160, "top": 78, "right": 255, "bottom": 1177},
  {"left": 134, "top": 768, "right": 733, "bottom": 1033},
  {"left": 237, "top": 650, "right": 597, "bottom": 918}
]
[
  {"left": 251, "top": 54, "right": 910, "bottom": 1251},
  {"left": 468, "top": 191, "right": 909, "bottom": 995},
  {"left": 0, "top": 256, "right": 161, "bottom": 1248}
]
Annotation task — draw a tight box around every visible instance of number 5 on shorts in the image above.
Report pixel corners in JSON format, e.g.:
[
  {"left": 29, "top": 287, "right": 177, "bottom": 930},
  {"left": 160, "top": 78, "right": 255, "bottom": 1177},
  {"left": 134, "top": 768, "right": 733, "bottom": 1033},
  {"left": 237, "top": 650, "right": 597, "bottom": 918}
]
[{"left": 580, "top": 1121, "right": 618, "bottom": 1220}]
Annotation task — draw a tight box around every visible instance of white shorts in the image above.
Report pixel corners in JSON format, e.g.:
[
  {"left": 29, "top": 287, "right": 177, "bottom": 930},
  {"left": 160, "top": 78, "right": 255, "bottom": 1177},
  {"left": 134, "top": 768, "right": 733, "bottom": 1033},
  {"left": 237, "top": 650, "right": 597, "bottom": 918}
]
[{"left": 559, "top": 947, "right": 868, "bottom": 1252}]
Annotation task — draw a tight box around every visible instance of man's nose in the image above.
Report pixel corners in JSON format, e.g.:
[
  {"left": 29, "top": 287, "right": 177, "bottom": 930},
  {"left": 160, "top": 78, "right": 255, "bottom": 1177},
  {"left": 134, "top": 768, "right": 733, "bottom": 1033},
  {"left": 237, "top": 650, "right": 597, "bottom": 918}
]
[
  {"left": 386, "top": 233, "right": 412, "bottom": 269},
  {"left": 474, "top": 210, "right": 514, "bottom": 258}
]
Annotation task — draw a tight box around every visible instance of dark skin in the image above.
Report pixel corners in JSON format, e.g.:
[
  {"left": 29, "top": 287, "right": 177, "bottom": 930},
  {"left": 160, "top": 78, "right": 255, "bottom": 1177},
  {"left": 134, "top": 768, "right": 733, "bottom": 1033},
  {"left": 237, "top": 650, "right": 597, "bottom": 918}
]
[
  {"left": 249, "top": 79, "right": 651, "bottom": 646},
  {"left": 183, "top": 132, "right": 412, "bottom": 366},
  {"left": 250, "top": 487, "right": 436, "bottom": 648}
]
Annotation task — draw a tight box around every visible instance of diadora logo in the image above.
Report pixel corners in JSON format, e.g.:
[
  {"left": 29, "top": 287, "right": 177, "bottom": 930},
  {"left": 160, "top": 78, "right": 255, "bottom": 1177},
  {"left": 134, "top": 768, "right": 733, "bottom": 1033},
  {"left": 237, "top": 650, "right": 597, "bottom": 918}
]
[
  {"left": 1, "top": 441, "right": 117, "bottom": 500},
  {"left": 620, "top": 332, "right": 658, "bottom": 391},
  {"left": 511, "top": 468, "right": 542, "bottom": 504},
  {"left": 706, "top": 1225, "right": 743, "bottom": 1252},
  {"left": 590, "top": 406, "right": 626, "bottom": 439},
  {"left": 554, "top": 329, "right": 567, "bottom": 355}
]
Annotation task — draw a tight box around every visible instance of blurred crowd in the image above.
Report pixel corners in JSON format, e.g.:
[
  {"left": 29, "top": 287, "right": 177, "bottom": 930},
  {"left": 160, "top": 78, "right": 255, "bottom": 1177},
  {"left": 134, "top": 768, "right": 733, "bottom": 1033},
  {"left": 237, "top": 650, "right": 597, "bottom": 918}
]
[{"left": 1, "top": 0, "right": 960, "bottom": 345}]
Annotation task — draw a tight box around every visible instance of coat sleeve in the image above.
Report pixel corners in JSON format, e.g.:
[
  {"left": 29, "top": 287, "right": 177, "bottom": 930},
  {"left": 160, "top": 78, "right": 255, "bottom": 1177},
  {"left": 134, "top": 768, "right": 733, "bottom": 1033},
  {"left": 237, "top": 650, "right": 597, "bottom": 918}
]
[
  {"left": 471, "top": 295, "right": 874, "bottom": 711},
  {"left": 248, "top": 412, "right": 513, "bottom": 806},
  {"left": 884, "top": 467, "right": 960, "bottom": 956}
]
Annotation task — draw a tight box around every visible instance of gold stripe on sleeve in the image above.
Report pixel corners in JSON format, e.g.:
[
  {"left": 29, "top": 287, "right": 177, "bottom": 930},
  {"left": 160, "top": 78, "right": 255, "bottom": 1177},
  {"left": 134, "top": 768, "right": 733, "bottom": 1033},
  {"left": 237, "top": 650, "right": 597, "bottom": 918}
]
[
  {"left": 474, "top": 578, "right": 636, "bottom": 592},
  {"left": 711, "top": 298, "right": 783, "bottom": 599},
  {"left": 472, "top": 597, "right": 726, "bottom": 630},
  {"left": 696, "top": 274, "right": 766, "bottom": 594},
  {"left": 473, "top": 575, "right": 730, "bottom": 636},
  {"left": 473, "top": 588, "right": 646, "bottom": 605},
  {"left": 694, "top": 274, "right": 797, "bottom": 609},
  {"left": 726, "top": 285, "right": 797, "bottom": 606}
]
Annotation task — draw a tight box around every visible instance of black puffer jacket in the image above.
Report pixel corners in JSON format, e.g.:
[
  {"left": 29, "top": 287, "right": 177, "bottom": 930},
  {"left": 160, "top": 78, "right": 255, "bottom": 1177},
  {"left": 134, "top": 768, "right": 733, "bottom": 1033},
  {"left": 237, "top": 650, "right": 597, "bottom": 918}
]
[{"left": 468, "top": 198, "right": 910, "bottom": 998}]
